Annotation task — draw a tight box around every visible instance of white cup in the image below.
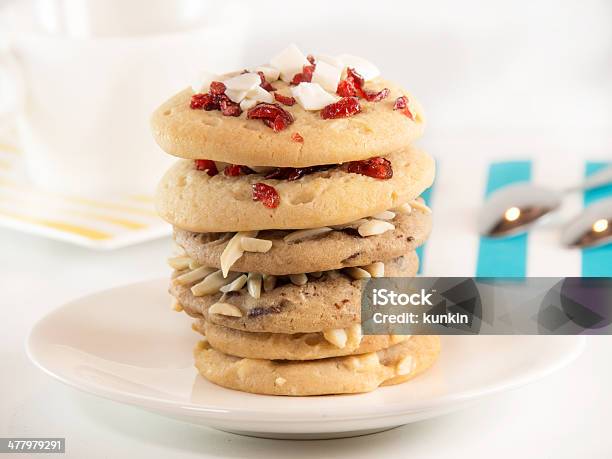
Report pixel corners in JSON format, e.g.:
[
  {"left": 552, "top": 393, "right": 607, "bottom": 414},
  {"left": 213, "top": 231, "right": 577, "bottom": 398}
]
[{"left": 0, "top": 0, "right": 247, "bottom": 195}]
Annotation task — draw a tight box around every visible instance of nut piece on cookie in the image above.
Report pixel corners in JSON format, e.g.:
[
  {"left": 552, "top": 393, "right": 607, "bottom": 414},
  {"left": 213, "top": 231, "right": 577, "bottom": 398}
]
[{"left": 209, "top": 302, "right": 243, "bottom": 318}]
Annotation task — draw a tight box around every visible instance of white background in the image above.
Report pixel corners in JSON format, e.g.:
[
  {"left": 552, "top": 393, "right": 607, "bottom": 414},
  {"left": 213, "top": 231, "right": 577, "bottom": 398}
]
[{"left": 2, "top": 0, "right": 612, "bottom": 457}]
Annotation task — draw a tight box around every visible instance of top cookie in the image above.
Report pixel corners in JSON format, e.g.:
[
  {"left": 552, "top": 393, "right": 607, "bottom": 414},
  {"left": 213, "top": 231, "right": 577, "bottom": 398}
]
[{"left": 151, "top": 47, "right": 425, "bottom": 167}]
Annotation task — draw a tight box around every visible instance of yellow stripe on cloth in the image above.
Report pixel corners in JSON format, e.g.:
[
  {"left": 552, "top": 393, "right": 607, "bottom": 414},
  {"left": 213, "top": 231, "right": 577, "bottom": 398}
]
[
  {"left": 67, "top": 210, "right": 148, "bottom": 230},
  {"left": 0, "top": 209, "right": 112, "bottom": 240}
]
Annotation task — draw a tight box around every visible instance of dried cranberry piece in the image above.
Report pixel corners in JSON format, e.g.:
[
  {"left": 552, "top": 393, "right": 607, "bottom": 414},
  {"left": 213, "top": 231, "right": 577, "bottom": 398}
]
[
  {"left": 247, "top": 103, "right": 294, "bottom": 132},
  {"left": 274, "top": 93, "right": 296, "bottom": 106},
  {"left": 190, "top": 93, "right": 217, "bottom": 110},
  {"left": 224, "top": 164, "right": 255, "bottom": 176},
  {"left": 257, "top": 71, "right": 276, "bottom": 92},
  {"left": 209, "top": 81, "right": 226, "bottom": 95},
  {"left": 264, "top": 164, "right": 330, "bottom": 181},
  {"left": 265, "top": 168, "right": 303, "bottom": 181},
  {"left": 336, "top": 79, "right": 358, "bottom": 97},
  {"left": 291, "top": 132, "right": 304, "bottom": 143},
  {"left": 218, "top": 95, "right": 242, "bottom": 117},
  {"left": 336, "top": 68, "right": 389, "bottom": 102},
  {"left": 252, "top": 182, "right": 280, "bottom": 208},
  {"left": 307, "top": 54, "right": 316, "bottom": 65},
  {"left": 393, "top": 95, "right": 414, "bottom": 120},
  {"left": 320, "top": 97, "right": 361, "bottom": 119},
  {"left": 362, "top": 87, "right": 390, "bottom": 102},
  {"left": 194, "top": 159, "right": 219, "bottom": 176},
  {"left": 346, "top": 157, "right": 393, "bottom": 179},
  {"left": 290, "top": 64, "right": 315, "bottom": 85}
]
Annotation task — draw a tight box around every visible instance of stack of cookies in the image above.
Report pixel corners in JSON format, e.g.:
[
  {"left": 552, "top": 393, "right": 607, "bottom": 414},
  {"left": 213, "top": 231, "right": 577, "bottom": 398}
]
[{"left": 152, "top": 45, "right": 440, "bottom": 396}]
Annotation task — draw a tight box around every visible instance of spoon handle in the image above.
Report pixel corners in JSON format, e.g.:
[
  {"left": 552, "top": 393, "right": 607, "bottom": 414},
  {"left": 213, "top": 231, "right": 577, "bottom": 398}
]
[{"left": 565, "top": 166, "right": 612, "bottom": 192}]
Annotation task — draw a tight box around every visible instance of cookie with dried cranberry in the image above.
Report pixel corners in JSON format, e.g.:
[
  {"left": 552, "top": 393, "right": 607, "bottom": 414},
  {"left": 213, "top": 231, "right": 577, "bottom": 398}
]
[
  {"left": 193, "top": 319, "right": 410, "bottom": 361},
  {"left": 174, "top": 206, "right": 431, "bottom": 275},
  {"left": 171, "top": 253, "right": 418, "bottom": 334},
  {"left": 151, "top": 78, "right": 424, "bottom": 168},
  {"left": 156, "top": 147, "right": 434, "bottom": 232},
  {"left": 193, "top": 335, "right": 440, "bottom": 396}
]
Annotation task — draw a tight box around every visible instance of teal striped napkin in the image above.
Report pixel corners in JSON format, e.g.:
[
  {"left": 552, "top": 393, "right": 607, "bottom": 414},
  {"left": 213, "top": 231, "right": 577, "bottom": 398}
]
[{"left": 418, "top": 159, "right": 612, "bottom": 277}]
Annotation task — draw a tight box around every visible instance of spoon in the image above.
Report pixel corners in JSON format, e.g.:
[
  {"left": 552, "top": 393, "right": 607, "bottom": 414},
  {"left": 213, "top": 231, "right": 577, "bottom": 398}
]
[
  {"left": 478, "top": 165, "right": 612, "bottom": 238},
  {"left": 561, "top": 198, "right": 612, "bottom": 249}
]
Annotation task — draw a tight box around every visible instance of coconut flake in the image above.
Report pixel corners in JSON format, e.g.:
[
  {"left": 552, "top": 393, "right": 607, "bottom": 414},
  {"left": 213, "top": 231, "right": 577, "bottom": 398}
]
[
  {"left": 246, "top": 85, "right": 274, "bottom": 104},
  {"left": 270, "top": 44, "right": 310, "bottom": 83},
  {"left": 312, "top": 60, "right": 342, "bottom": 93},
  {"left": 223, "top": 72, "right": 261, "bottom": 91},
  {"left": 291, "top": 83, "right": 339, "bottom": 111}
]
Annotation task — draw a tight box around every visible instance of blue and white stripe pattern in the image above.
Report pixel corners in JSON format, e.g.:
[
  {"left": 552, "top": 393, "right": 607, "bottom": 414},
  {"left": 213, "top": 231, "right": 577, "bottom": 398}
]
[{"left": 419, "top": 158, "right": 612, "bottom": 277}]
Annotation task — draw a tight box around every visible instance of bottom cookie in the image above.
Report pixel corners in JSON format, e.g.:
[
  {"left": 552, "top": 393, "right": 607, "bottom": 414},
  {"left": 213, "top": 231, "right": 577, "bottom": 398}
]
[{"left": 194, "top": 335, "right": 441, "bottom": 396}]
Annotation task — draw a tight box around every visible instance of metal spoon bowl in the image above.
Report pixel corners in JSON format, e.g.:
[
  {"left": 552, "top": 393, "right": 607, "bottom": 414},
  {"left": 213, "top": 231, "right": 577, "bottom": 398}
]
[
  {"left": 561, "top": 198, "right": 612, "bottom": 249},
  {"left": 478, "top": 183, "right": 562, "bottom": 237},
  {"left": 478, "top": 166, "right": 612, "bottom": 238}
]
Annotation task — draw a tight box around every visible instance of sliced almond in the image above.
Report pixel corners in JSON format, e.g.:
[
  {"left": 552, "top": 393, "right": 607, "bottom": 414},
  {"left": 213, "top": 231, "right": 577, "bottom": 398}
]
[
  {"left": 323, "top": 328, "right": 348, "bottom": 348},
  {"left": 289, "top": 273, "right": 308, "bottom": 286},
  {"left": 263, "top": 274, "right": 277, "bottom": 292},
  {"left": 396, "top": 355, "right": 415, "bottom": 375},
  {"left": 283, "top": 227, "right": 332, "bottom": 243},
  {"left": 362, "top": 262, "right": 385, "bottom": 278},
  {"left": 209, "top": 302, "right": 243, "bottom": 317},
  {"left": 347, "top": 324, "right": 363, "bottom": 345},
  {"left": 410, "top": 199, "right": 432, "bottom": 214},
  {"left": 372, "top": 210, "right": 395, "bottom": 221},
  {"left": 188, "top": 259, "right": 202, "bottom": 269},
  {"left": 220, "top": 231, "right": 257, "bottom": 277},
  {"left": 191, "top": 270, "right": 240, "bottom": 296},
  {"left": 175, "top": 266, "right": 216, "bottom": 285},
  {"left": 357, "top": 220, "right": 395, "bottom": 237},
  {"left": 219, "top": 274, "right": 248, "bottom": 293},
  {"left": 247, "top": 272, "right": 262, "bottom": 299},
  {"left": 171, "top": 300, "right": 184, "bottom": 312},
  {"left": 345, "top": 267, "right": 371, "bottom": 280},
  {"left": 394, "top": 202, "right": 412, "bottom": 214},
  {"left": 167, "top": 255, "right": 192, "bottom": 270},
  {"left": 330, "top": 219, "right": 368, "bottom": 230},
  {"left": 241, "top": 237, "right": 272, "bottom": 253}
]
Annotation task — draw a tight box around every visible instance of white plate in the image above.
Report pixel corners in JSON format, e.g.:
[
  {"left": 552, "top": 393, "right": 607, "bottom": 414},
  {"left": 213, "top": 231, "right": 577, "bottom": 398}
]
[{"left": 27, "top": 278, "right": 585, "bottom": 439}]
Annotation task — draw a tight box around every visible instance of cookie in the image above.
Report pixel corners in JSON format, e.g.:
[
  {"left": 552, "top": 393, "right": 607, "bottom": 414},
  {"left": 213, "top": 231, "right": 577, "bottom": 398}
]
[
  {"left": 151, "top": 79, "right": 424, "bottom": 168},
  {"left": 193, "top": 335, "right": 440, "bottom": 396},
  {"left": 193, "top": 319, "right": 410, "bottom": 361},
  {"left": 175, "top": 206, "right": 431, "bottom": 275},
  {"left": 171, "top": 253, "right": 418, "bottom": 334},
  {"left": 156, "top": 147, "right": 435, "bottom": 232}
]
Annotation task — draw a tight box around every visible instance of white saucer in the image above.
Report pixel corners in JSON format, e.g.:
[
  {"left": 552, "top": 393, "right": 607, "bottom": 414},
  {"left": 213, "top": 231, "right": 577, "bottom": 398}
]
[{"left": 27, "top": 278, "right": 585, "bottom": 440}]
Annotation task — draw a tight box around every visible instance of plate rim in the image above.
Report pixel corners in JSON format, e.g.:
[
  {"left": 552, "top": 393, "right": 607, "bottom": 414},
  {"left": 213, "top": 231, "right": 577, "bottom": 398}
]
[{"left": 26, "top": 278, "right": 587, "bottom": 423}]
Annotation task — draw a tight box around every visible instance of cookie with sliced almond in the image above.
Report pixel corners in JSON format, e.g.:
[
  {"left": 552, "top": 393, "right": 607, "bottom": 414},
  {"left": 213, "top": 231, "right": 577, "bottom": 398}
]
[
  {"left": 170, "top": 253, "right": 418, "bottom": 334},
  {"left": 174, "top": 202, "right": 431, "bottom": 275}
]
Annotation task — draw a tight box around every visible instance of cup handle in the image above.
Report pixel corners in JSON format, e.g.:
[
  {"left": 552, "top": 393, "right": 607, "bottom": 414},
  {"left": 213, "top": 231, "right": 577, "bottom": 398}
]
[{"left": 0, "top": 42, "right": 24, "bottom": 134}]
